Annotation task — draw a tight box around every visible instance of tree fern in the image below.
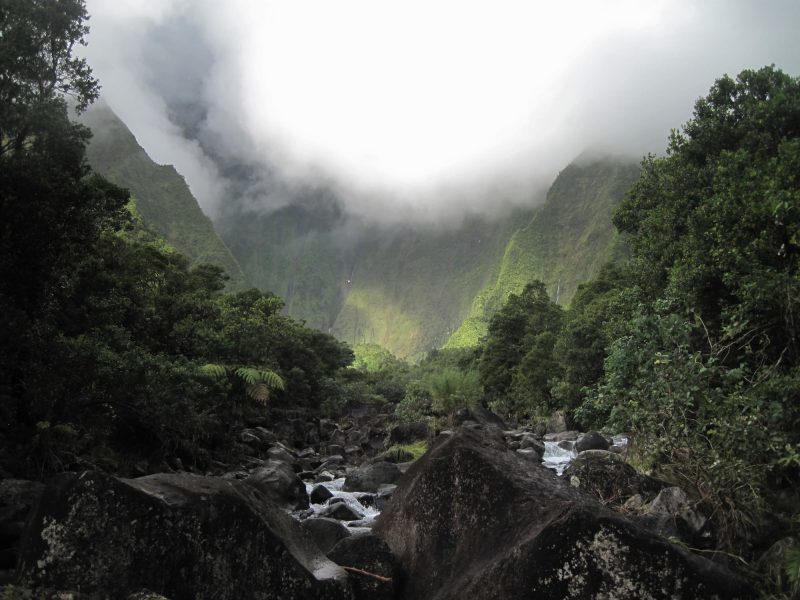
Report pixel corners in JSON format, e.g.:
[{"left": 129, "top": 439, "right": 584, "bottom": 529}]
[
  {"left": 200, "top": 363, "right": 228, "bottom": 378},
  {"left": 199, "top": 363, "right": 285, "bottom": 404}
]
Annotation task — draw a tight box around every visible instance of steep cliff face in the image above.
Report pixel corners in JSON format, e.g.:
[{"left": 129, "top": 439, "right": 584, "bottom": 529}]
[
  {"left": 80, "top": 101, "right": 246, "bottom": 288},
  {"left": 446, "top": 159, "right": 640, "bottom": 348},
  {"left": 83, "top": 106, "right": 639, "bottom": 359},
  {"left": 219, "top": 199, "right": 531, "bottom": 361},
  {"left": 218, "top": 157, "right": 638, "bottom": 360}
]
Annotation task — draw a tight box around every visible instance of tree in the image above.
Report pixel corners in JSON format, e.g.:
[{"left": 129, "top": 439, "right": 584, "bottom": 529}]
[
  {"left": 0, "top": 0, "right": 98, "bottom": 153},
  {"left": 583, "top": 67, "right": 800, "bottom": 561},
  {"left": 615, "top": 66, "right": 800, "bottom": 366}
]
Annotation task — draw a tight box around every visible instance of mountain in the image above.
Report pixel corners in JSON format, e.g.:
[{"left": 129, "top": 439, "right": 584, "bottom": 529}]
[
  {"left": 218, "top": 197, "right": 532, "bottom": 360},
  {"left": 82, "top": 105, "right": 640, "bottom": 359},
  {"left": 445, "top": 158, "right": 640, "bottom": 348},
  {"left": 79, "top": 101, "right": 246, "bottom": 288},
  {"left": 218, "top": 157, "right": 639, "bottom": 360}
]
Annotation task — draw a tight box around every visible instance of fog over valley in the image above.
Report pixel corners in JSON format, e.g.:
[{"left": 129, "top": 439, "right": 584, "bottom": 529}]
[{"left": 82, "top": 0, "right": 800, "bottom": 223}]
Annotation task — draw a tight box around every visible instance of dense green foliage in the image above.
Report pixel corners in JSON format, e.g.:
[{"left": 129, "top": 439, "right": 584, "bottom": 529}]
[
  {"left": 0, "top": 3, "right": 352, "bottom": 477},
  {"left": 447, "top": 159, "right": 639, "bottom": 348},
  {"left": 478, "top": 281, "right": 562, "bottom": 418},
  {"left": 219, "top": 191, "right": 533, "bottom": 360},
  {"left": 472, "top": 66, "right": 800, "bottom": 593},
  {"left": 80, "top": 101, "right": 247, "bottom": 288}
]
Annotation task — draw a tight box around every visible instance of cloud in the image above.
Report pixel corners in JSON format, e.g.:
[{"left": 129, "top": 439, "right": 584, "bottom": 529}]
[{"left": 81, "top": 0, "right": 800, "bottom": 223}]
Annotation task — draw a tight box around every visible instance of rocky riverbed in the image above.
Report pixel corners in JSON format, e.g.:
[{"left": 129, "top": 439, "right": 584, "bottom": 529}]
[{"left": 0, "top": 409, "right": 754, "bottom": 599}]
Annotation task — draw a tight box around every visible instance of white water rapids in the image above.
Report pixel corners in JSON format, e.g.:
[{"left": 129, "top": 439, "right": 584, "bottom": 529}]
[{"left": 298, "top": 434, "right": 628, "bottom": 526}]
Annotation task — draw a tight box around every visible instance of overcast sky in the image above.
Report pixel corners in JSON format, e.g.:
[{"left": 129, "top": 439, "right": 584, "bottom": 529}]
[{"left": 81, "top": 0, "right": 800, "bottom": 222}]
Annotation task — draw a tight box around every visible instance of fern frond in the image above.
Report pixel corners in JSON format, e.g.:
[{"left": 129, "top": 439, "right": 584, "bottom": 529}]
[
  {"left": 200, "top": 363, "right": 228, "bottom": 378},
  {"left": 247, "top": 383, "right": 271, "bottom": 404},
  {"left": 235, "top": 367, "right": 261, "bottom": 385},
  {"left": 258, "top": 369, "right": 285, "bottom": 391}
]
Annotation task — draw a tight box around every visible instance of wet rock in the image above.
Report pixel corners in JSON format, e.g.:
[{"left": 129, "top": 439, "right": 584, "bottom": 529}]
[
  {"left": 386, "top": 422, "right": 430, "bottom": 447},
  {"left": 544, "top": 430, "right": 580, "bottom": 442},
  {"left": 318, "top": 455, "right": 345, "bottom": 472},
  {"left": 310, "top": 485, "right": 334, "bottom": 504},
  {"left": 353, "top": 493, "right": 375, "bottom": 509},
  {"left": 246, "top": 460, "right": 309, "bottom": 509},
  {"left": 267, "top": 443, "right": 296, "bottom": 465},
  {"left": 17, "top": 472, "right": 350, "bottom": 599},
  {"left": 563, "top": 450, "right": 663, "bottom": 507},
  {"left": 297, "top": 448, "right": 317, "bottom": 460},
  {"left": 326, "top": 444, "right": 345, "bottom": 457},
  {"left": 374, "top": 428, "right": 751, "bottom": 600},
  {"left": 575, "top": 431, "right": 611, "bottom": 453},
  {"left": 301, "top": 517, "right": 351, "bottom": 554},
  {"left": 323, "top": 503, "right": 363, "bottom": 522},
  {"left": 546, "top": 410, "right": 568, "bottom": 433},
  {"left": 328, "top": 534, "right": 398, "bottom": 600},
  {"left": 520, "top": 434, "right": 545, "bottom": 456},
  {"left": 344, "top": 446, "right": 363, "bottom": 461},
  {"left": 375, "top": 485, "right": 397, "bottom": 511},
  {"left": 343, "top": 462, "right": 402, "bottom": 493}
]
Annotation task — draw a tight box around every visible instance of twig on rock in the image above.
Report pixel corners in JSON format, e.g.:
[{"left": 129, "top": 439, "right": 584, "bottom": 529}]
[{"left": 342, "top": 566, "right": 392, "bottom": 583}]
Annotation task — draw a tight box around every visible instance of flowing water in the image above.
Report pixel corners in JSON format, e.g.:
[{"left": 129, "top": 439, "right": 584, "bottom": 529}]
[
  {"left": 302, "top": 477, "right": 380, "bottom": 528},
  {"left": 542, "top": 441, "right": 576, "bottom": 475}
]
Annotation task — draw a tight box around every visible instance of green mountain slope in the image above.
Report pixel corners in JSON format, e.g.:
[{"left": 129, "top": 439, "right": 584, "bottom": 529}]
[
  {"left": 219, "top": 200, "right": 532, "bottom": 360},
  {"left": 331, "top": 210, "right": 531, "bottom": 359},
  {"left": 446, "top": 158, "right": 640, "bottom": 348},
  {"left": 80, "top": 101, "right": 246, "bottom": 288}
]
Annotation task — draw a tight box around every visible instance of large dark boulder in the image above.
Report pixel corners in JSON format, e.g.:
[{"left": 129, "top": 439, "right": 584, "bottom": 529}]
[
  {"left": 0, "top": 480, "right": 44, "bottom": 576},
  {"left": 246, "top": 459, "right": 309, "bottom": 509},
  {"left": 575, "top": 431, "right": 610, "bottom": 453},
  {"left": 327, "top": 534, "right": 398, "bottom": 600},
  {"left": 563, "top": 450, "right": 663, "bottom": 507},
  {"left": 373, "top": 428, "right": 752, "bottom": 599},
  {"left": 17, "top": 472, "right": 352, "bottom": 599},
  {"left": 301, "top": 517, "right": 351, "bottom": 553},
  {"left": 343, "top": 462, "right": 402, "bottom": 493}
]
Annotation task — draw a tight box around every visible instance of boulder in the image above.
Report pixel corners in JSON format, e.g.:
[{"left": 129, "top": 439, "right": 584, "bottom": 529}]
[
  {"left": 643, "top": 487, "right": 708, "bottom": 539},
  {"left": 386, "top": 423, "right": 430, "bottom": 447},
  {"left": 454, "top": 404, "right": 506, "bottom": 429},
  {"left": 310, "top": 485, "right": 334, "bottom": 504},
  {"left": 17, "top": 472, "right": 351, "bottom": 599},
  {"left": 267, "top": 443, "right": 297, "bottom": 465},
  {"left": 375, "top": 485, "right": 397, "bottom": 511},
  {"left": 373, "top": 428, "right": 751, "bottom": 599},
  {"left": 246, "top": 460, "right": 310, "bottom": 509},
  {"left": 322, "top": 503, "right": 363, "bottom": 522},
  {"left": 544, "top": 430, "right": 580, "bottom": 442},
  {"left": 519, "top": 434, "right": 545, "bottom": 456},
  {"left": 319, "top": 420, "right": 339, "bottom": 441},
  {"left": 575, "top": 431, "right": 611, "bottom": 453},
  {"left": 343, "top": 462, "right": 402, "bottom": 493},
  {"left": 563, "top": 450, "right": 663, "bottom": 507},
  {"left": 327, "top": 535, "right": 398, "bottom": 600},
  {"left": 301, "top": 517, "right": 351, "bottom": 554},
  {"left": 0, "top": 480, "right": 44, "bottom": 573},
  {"left": 546, "top": 410, "right": 568, "bottom": 433},
  {"left": 515, "top": 448, "right": 542, "bottom": 463}
]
